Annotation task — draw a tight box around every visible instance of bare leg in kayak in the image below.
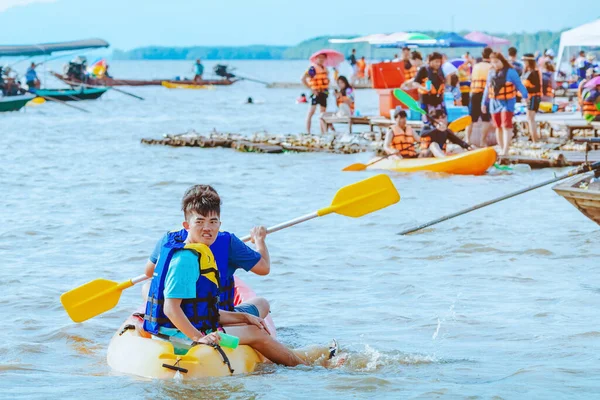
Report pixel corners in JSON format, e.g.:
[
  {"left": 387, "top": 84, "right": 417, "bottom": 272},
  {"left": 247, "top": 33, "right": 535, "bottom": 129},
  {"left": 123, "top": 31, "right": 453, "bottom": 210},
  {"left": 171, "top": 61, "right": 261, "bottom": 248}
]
[{"left": 224, "top": 324, "right": 340, "bottom": 367}]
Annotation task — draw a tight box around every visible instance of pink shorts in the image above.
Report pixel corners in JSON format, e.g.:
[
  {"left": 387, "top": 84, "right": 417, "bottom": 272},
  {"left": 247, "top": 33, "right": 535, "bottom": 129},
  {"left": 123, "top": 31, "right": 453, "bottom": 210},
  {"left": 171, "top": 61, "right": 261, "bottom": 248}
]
[{"left": 492, "top": 111, "right": 514, "bottom": 129}]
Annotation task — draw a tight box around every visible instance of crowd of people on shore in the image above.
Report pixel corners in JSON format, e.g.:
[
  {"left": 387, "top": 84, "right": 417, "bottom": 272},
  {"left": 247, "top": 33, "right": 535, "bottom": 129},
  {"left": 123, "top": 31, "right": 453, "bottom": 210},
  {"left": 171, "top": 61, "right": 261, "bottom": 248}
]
[{"left": 301, "top": 46, "right": 600, "bottom": 157}]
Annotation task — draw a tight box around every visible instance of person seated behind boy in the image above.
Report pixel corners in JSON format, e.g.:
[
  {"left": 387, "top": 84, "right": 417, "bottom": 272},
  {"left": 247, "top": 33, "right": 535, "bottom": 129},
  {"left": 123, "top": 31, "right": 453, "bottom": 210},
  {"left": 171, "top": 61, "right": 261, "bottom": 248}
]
[
  {"left": 143, "top": 188, "right": 340, "bottom": 367},
  {"left": 384, "top": 109, "right": 418, "bottom": 159},
  {"left": 447, "top": 74, "right": 463, "bottom": 106},
  {"left": 419, "top": 111, "right": 474, "bottom": 158}
]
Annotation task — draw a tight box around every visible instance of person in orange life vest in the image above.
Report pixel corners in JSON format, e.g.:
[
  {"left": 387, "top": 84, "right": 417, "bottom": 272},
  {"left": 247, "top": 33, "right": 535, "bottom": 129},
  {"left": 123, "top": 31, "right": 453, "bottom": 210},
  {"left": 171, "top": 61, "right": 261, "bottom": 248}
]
[
  {"left": 419, "top": 110, "right": 474, "bottom": 158},
  {"left": 301, "top": 52, "right": 330, "bottom": 134},
  {"left": 402, "top": 51, "right": 423, "bottom": 83},
  {"left": 414, "top": 52, "right": 446, "bottom": 121},
  {"left": 383, "top": 109, "right": 418, "bottom": 159},
  {"left": 143, "top": 185, "right": 272, "bottom": 320},
  {"left": 457, "top": 57, "right": 473, "bottom": 107},
  {"left": 466, "top": 47, "right": 494, "bottom": 147},
  {"left": 521, "top": 54, "right": 542, "bottom": 142},
  {"left": 356, "top": 56, "right": 367, "bottom": 80},
  {"left": 541, "top": 61, "right": 555, "bottom": 103},
  {"left": 582, "top": 79, "right": 600, "bottom": 122},
  {"left": 577, "top": 69, "right": 594, "bottom": 112},
  {"left": 148, "top": 187, "right": 338, "bottom": 367},
  {"left": 333, "top": 75, "right": 355, "bottom": 117},
  {"left": 482, "top": 52, "right": 529, "bottom": 156}
]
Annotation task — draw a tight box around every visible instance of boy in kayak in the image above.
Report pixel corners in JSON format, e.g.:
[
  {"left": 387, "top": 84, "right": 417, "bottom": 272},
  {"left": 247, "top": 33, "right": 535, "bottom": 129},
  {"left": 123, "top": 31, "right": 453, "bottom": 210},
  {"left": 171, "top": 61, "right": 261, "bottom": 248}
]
[
  {"left": 143, "top": 185, "right": 271, "bottom": 319},
  {"left": 419, "top": 110, "right": 474, "bottom": 158},
  {"left": 143, "top": 187, "right": 339, "bottom": 367}
]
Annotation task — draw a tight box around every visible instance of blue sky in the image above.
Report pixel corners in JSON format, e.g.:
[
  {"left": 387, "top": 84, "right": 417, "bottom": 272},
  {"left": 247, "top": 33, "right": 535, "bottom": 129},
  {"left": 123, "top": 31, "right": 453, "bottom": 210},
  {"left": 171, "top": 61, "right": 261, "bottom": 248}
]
[{"left": 0, "top": 0, "right": 598, "bottom": 49}]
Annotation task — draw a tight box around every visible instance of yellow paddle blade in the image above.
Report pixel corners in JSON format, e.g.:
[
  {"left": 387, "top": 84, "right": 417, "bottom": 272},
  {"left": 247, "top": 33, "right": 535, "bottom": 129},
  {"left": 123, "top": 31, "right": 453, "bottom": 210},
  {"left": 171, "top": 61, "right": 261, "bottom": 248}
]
[
  {"left": 317, "top": 174, "right": 400, "bottom": 217},
  {"left": 342, "top": 162, "right": 368, "bottom": 172},
  {"left": 60, "top": 278, "right": 133, "bottom": 323},
  {"left": 448, "top": 115, "right": 472, "bottom": 133}
]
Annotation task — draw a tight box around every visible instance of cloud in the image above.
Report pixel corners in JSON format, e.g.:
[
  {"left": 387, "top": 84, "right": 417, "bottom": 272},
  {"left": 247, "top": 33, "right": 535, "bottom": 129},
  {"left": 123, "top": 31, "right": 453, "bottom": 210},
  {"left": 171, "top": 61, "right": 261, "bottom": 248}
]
[{"left": 0, "top": 0, "right": 57, "bottom": 12}]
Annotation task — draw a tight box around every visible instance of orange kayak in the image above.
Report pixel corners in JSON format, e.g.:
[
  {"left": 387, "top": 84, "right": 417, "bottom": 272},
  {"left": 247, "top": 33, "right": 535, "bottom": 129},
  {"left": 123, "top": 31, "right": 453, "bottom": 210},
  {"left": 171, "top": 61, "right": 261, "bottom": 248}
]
[{"left": 368, "top": 147, "right": 497, "bottom": 175}]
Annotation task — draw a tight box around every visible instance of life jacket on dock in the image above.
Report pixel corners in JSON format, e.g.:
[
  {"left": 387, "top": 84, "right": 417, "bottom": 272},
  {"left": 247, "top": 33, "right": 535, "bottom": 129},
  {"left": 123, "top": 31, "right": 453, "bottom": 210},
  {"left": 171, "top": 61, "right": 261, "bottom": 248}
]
[
  {"left": 309, "top": 65, "right": 330, "bottom": 92},
  {"left": 143, "top": 235, "right": 221, "bottom": 336},
  {"left": 390, "top": 125, "right": 417, "bottom": 158}
]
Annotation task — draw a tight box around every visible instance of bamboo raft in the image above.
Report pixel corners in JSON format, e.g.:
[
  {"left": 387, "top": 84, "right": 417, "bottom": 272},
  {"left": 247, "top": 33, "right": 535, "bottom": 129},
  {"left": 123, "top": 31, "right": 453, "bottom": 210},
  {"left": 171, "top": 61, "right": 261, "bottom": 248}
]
[{"left": 141, "top": 130, "right": 383, "bottom": 154}]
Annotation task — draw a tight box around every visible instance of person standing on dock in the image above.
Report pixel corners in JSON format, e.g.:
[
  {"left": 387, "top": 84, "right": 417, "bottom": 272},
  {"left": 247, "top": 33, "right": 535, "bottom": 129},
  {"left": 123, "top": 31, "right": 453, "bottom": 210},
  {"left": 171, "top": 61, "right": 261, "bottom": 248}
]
[
  {"left": 193, "top": 59, "right": 204, "bottom": 83},
  {"left": 465, "top": 47, "right": 493, "bottom": 147},
  {"left": 521, "top": 54, "right": 542, "bottom": 142},
  {"left": 409, "top": 52, "right": 446, "bottom": 121},
  {"left": 348, "top": 49, "right": 357, "bottom": 84},
  {"left": 302, "top": 52, "right": 330, "bottom": 134},
  {"left": 482, "top": 52, "right": 529, "bottom": 156}
]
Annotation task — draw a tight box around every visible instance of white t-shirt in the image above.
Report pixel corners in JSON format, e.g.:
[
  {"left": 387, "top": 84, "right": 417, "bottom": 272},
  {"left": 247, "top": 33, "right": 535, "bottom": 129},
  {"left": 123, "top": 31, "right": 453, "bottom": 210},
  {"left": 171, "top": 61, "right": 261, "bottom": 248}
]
[{"left": 442, "top": 61, "right": 458, "bottom": 77}]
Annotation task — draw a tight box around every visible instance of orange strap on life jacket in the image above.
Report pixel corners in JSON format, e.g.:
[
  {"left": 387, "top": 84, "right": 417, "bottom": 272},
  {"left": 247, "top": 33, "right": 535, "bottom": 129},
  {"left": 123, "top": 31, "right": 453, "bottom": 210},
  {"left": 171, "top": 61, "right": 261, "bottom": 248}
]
[
  {"left": 489, "top": 81, "right": 516, "bottom": 101},
  {"left": 390, "top": 126, "right": 417, "bottom": 157},
  {"left": 522, "top": 73, "right": 541, "bottom": 97},
  {"left": 582, "top": 101, "right": 600, "bottom": 118},
  {"left": 309, "top": 65, "right": 330, "bottom": 92}
]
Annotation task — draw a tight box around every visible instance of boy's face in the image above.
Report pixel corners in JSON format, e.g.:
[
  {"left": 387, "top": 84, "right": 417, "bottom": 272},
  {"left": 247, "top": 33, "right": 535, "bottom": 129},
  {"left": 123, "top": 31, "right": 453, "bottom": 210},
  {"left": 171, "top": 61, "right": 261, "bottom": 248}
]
[
  {"left": 183, "top": 211, "right": 221, "bottom": 246},
  {"left": 430, "top": 59, "right": 442, "bottom": 69}
]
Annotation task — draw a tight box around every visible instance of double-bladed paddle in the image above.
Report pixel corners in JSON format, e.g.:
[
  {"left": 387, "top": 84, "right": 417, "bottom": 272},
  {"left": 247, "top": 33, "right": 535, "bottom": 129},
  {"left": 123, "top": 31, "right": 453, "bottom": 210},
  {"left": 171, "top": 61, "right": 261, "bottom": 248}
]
[{"left": 61, "top": 174, "right": 401, "bottom": 323}]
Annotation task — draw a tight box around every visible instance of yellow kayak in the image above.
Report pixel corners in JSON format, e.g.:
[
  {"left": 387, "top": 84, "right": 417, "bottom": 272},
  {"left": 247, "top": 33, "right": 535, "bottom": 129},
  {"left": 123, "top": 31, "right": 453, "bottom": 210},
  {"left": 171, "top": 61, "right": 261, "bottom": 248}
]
[
  {"left": 161, "top": 81, "right": 215, "bottom": 90},
  {"left": 107, "top": 278, "right": 275, "bottom": 379},
  {"left": 368, "top": 147, "right": 497, "bottom": 176}
]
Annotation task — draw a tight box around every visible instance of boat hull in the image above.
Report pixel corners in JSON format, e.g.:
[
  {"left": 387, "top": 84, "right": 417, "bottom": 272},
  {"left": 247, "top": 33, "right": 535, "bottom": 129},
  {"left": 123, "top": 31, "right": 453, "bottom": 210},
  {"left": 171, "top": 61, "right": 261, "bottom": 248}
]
[
  {"left": 34, "top": 87, "right": 107, "bottom": 101},
  {"left": 51, "top": 72, "right": 236, "bottom": 87},
  {"left": 107, "top": 277, "right": 275, "bottom": 379},
  {"left": 0, "top": 94, "right": 35, "bottom": 112},
  {"left": 553, "top": 173, "right": 600, "bottom": 225},
  {"left": 368, "top": 147, "right": 497, "bottom": 176}
]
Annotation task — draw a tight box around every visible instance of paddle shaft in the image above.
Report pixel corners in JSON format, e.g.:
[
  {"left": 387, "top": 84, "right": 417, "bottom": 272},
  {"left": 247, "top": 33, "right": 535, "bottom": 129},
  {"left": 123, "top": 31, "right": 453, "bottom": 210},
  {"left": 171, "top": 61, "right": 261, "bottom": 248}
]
[
  {"left": 398, "top": 161, "right": 600, "bottom": 235},
  {"left": 60, "top": 77, "right": 144, "bottom": 101},
  {"left": 239, "top": 76, "right": 270, "bottom": 86},
  {"left": 124, "top": 212, "right": 320, "bottom": 287},
  {"left": 40, "top": 95, "right": 89, "bottom": 112}
]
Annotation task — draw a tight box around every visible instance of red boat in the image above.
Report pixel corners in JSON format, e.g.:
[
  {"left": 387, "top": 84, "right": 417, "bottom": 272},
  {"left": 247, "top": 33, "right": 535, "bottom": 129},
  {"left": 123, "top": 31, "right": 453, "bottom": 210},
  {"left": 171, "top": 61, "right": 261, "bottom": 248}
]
[{"left": 51, "top": 72, "right": 237, "bottom": 87}]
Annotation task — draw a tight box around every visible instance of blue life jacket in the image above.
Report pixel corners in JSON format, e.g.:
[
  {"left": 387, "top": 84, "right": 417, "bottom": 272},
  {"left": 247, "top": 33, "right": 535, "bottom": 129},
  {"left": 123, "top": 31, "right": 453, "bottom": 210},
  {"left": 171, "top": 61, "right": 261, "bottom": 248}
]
[
  {"left": 158, "top": 229, "right": 235, "bottom": 311},
  {"left": 143, "top": 232, "right": 221, "bottom": 335}
]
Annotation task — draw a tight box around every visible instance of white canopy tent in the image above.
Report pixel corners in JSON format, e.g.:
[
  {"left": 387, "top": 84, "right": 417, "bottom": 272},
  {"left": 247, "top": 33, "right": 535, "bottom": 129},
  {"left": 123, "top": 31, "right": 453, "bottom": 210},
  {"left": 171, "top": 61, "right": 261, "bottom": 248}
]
[
  {"left": 329, "top": 34, "right": 389, "bottom": 44},
  {"left": 556, "top": 18, "right": 600, "bottom": 74}
]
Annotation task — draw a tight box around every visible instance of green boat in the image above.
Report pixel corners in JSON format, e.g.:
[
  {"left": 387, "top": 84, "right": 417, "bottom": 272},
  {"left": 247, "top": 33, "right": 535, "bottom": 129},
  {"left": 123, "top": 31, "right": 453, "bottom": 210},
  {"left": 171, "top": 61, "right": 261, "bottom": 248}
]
[
  {"left": 0, "top": 93, "right": 35, "bottom": 112},
  {"left": 34, "top": 87, "right": 108, "bottom": 101}
]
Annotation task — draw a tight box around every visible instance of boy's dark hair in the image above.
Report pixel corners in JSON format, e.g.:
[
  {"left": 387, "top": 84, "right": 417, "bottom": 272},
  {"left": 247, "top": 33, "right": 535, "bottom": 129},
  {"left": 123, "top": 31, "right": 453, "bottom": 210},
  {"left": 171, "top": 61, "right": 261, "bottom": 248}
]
[
  {"left": 450, "top": 74, "right": 459, "bottom": 87},
  {"left": 402, "top": 46, "right": 410, "bottom": 51},
  {"left": 429, "top": 52, "right": 442, "bottom": 61},
  {"left": 410, "top": 51, "right": 422, "bottom": 61},
  {"left": 482, "top": 47, "right": 493, "bottom": 59},
  {"left": 508, "top": 47, "right": 517, "bottom": 57},
  {"left": 394, "top": 109, "right": 407, "bottom": 119},
  {"left": 181, "top": 185, "right": 221, "bottom": 220}
]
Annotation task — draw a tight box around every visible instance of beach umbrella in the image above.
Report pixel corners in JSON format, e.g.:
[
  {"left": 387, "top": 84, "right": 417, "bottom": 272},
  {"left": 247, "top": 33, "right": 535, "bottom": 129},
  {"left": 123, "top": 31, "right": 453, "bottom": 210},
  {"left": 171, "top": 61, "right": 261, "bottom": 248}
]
[
  {"left": 584, "top": 76, "right": 600, "bottom": 89},
  {"left": 310, "top": 49, "right": 345, "bottom": 67},
  {"left": 464, "top": 31, "right": 510, "bottom": 46},
  {"left": 372, "top": 32, "right": 438, "bottom": 48},
  {"left": 450, "top": 58, "right": 465, "bottom": 68},
  {"left": 437, "top": 32, "right": 487, "bottom": 48}
]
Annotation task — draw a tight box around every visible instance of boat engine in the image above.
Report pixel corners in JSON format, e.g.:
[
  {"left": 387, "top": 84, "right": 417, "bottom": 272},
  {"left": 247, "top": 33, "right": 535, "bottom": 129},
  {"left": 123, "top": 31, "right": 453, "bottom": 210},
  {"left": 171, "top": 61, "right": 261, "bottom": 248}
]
[{"left": 214, "top": 64, "right": 236, "bottom": 79}]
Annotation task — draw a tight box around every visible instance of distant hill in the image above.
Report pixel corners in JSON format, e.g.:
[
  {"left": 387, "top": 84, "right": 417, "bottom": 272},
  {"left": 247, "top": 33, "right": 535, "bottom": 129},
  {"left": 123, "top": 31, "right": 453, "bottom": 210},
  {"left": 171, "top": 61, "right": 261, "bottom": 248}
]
[{"left": 113, "top": 31, "right": 565, "bottom": 60}]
